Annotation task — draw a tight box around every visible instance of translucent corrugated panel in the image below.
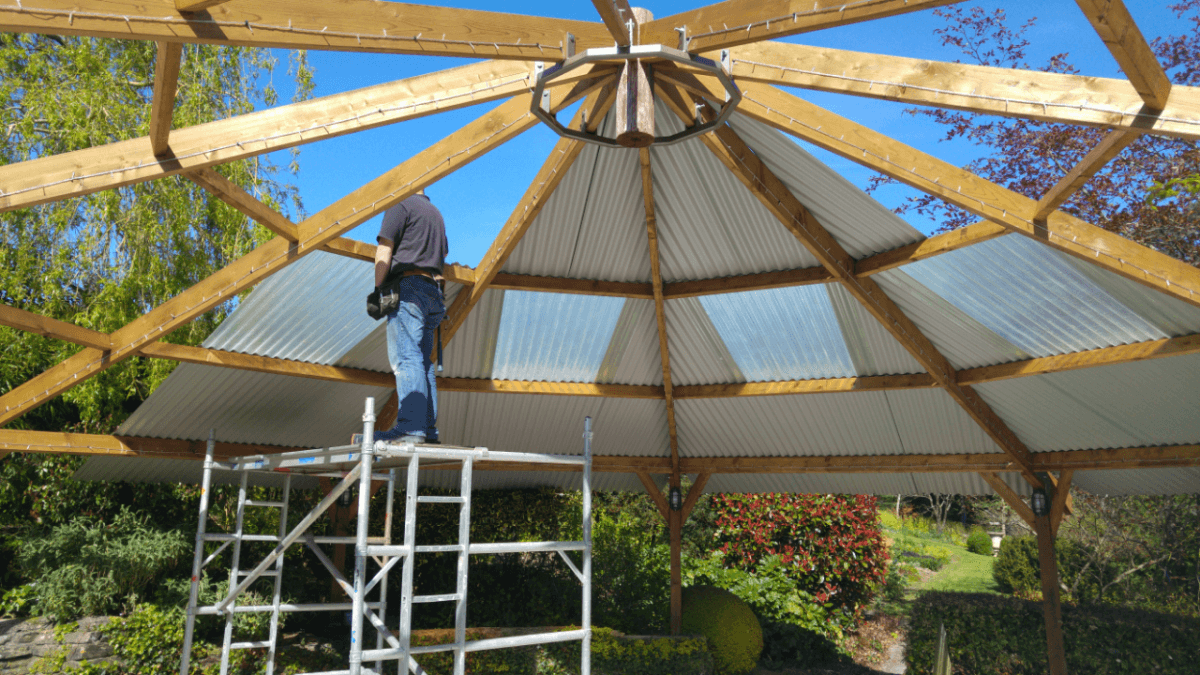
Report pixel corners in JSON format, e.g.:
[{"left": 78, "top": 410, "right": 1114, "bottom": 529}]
[
  {"left": 491, "top": 291, "right": 626, "bottom": 382},
  {"left": 698, "top": 285, "right": 856, "bottom": 381},
  {"left": 902, "top": 235, "right": 1169, "bottom": 357}
]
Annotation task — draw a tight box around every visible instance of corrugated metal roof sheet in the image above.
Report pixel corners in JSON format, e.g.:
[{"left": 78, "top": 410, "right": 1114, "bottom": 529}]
[
  {"left": 704, "top": 471, "right": 1029, "bottom": 497},
  {"left": 698, "top": 284, "right": 857, "bottom": 381},
  {"left": 874, "top": 268, "right": 1032, "bottom": 369},
  {"left": 205, "top": 251, "right": 377, "bottom": 364},
  {"left": 664, "top": 297, "right": 745, "bottom": 386},
  {"left": 676, "top": 393, "right": 905, "bottom": 458},
  {"left": 1071, "top": 467, "right": 1200, "bottom": 496},
  {"left": 491, "top": 291, "right": 625, "bottom": 382},
  {"left": 728, "top": 114, "right": 923, "bottom": 259},
  {"left": 1061, "top": 253, "right": 1200, "bottom": 337},
  {"left": 74, "top": 456, "right": 320, "bottom": 489},
  {"left": 439, "top": 391, "right": 668, "bottom": 458},
  {"left": 901, "top": 235, "right": 1169, "bottom": 357},
  {"left": 500, "top": 118, "right": 652, "bottom": 283},
  {"left": 826, "top": 284, "right": 925, "bottom": 376},
  {"left": 651, "top": 103, "right": 822, "bottom": 282},
  {"left": 596, "top": 299, "right": 663, "bottom": 386},
  {"left": 885, "top": 389, "right": 1004, "bottom": 455},
  {"left": 975, "top": 353, "right": 1200, "bottom": 451},
  {"left": 675, "top": 388, "right": 1004, "bottom": 459},
  {"left": 117, "top": 363, "right": 393, "bottom": 448},
  {"left": 439, "top": 287, "right": 503, "bottom": 379}
]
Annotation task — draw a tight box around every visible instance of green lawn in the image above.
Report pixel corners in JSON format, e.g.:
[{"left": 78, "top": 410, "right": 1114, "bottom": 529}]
[{"left": 913, "top": 545, "right": 1001, "bottom": 595}]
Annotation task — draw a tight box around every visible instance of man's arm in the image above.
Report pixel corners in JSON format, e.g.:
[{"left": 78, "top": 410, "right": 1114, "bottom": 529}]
[{"left": 375, "top": 239, "right": 394, "bottom": 287}]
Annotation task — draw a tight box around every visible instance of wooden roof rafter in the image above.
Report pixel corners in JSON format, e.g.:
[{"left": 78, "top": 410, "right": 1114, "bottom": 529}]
[
  {"left": 693, "top": 111, "right": 1044, "bottom": 486},
  {"left": 0, "top": 91, "right": 550, "bottom": 427},
  {"left": 718, "top": 42, "right": 1200, "bottom": 140},
  {"left": 0, "top": 0, "right": 612, "bottom": 60},
  {"left": 638, "top": 146, "right": 682, "bottom": 481}
]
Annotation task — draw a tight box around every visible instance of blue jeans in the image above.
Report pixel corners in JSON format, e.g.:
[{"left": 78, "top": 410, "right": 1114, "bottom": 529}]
[{"left": 378, "top": 276, "right": 445, "bottom": 442}]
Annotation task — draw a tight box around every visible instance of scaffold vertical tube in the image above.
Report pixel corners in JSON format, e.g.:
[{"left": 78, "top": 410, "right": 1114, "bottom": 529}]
[
  {"left": 220, "top": 470, "right": 250, "bottom": 675},
  {"left": 349, "top": 398, "right": 376, "bottom": 675},
  {"left": 582, "top": 416, "right": 593, "bottom": 675},
  {"left": 454, "top": 457, "right": 473, "bottom": 675},
  {"left": 398, "top": 453, "right": 420, "bottom": 670},
  {"left": 376, "top": 468, "right": 396, "bottom": 675},
  {"left": 180, "top": 430, "right": 216, "bottom": 675},
  {"left": 265, "top": 473, "right": 291, "bottom": 675}
]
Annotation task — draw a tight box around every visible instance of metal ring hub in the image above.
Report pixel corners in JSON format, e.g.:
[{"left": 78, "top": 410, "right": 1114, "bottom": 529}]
[{"left": 532, "top": 44, "right": 740, "bottom": 147}]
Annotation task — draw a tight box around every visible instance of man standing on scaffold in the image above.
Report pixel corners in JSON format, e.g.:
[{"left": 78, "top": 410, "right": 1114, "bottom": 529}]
[{"left": 357, "top": 189, "right": 448, "bottom": 446}]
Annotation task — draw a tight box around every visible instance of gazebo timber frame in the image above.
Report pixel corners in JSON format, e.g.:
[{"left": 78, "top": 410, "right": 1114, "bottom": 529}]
[{"left": 2, "top": 1, "right": 1200, "bottom": 672}]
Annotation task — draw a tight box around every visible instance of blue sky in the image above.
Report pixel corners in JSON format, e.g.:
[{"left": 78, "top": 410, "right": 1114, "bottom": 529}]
[{"left": 259, "top": 1, "right": 1188, "bottom": 270}]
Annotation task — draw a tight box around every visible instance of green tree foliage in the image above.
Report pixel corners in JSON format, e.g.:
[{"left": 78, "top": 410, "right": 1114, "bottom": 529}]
[
  {"left": 16, "top": 507, "right": 189, "bottom": 620},
  {"left": 870, "top": 2, "right": 1200, "bottom": 265},
  {"left": 1, "top": 34, "right": 311, "bottom": 431},
  {"left": 0, "top": 34, "right": 313, "bottom": 535}
]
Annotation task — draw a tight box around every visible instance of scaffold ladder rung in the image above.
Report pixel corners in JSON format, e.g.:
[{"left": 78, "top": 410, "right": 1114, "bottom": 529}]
[
  {"left": 415, "top": 544, "right": 463, "bottom": 553},
  {"left": 244, "top": 500, "right": 285, "bottom": 508},
  {"left": 413, "top": 593, "right": 462, "bottom": 604},
  {"left": 229, "top": 641, "right": 271, "bottom": 650},
  {"left": 417, "top": 496, "right": 464, "bottom": 504}
]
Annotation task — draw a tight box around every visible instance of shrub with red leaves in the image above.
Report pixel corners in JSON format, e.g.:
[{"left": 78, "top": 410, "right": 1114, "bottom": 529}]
[{"left": 712, "top": 493, "right": 888, "bottom": 611}]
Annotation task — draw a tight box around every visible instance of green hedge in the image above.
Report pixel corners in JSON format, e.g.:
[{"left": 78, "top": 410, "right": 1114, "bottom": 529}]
[
  {"left": 406, "top": 628, "right": 537, "bottom": 674},
  {"left": 909, "top": 592, "right": 1200, "bottom": 674},
  {"left": 541, "top": 627, "right": 712, "bottom": 675}
]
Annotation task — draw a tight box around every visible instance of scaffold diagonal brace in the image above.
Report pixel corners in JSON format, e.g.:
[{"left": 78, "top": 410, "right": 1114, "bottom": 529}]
[{"left": 215, "top": 463, "right": 363, "bottom": 612}]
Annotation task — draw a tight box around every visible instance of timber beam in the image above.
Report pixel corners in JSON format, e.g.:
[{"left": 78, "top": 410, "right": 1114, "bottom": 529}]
[
  {"left": 7, "top": 429, "right": 1197, "bottom": 475},
  {"left": 0, "top": 93, "right": 543, "bottom": 427},
  {"left": 693, "top": 105, "right": 1041, "bottom": 484},
  {"left": 0, "top": 0, "right": 612, "bottom": 60},
  {"left": 723, "top": 41, "right": 1200, "bottom": 139},
  {"left": 640, "top": 0, "right": 961, "bottom": 53},
  {"left": 7, "top": 304, "right": 1196, "bottom": 401},
  {"left": 720, "top": 82, "right": 1200, "bottom": 309},
  {"left": 186, "top": 167, "right": 481, "bottom": 284},
  {"left": 1074, "top": 0, "right": 1172, "bottom": 110},
  {"left": 1034, "top": 130, "right": 1139, "bottom": 220},
  {"left": 593, "top": 0, "right": 636, "bottom": 46},
  {"left": 149, "top": 41, "right": 183, "bottom": 156},
  {"left": 441, "top": 86, "right": 614, "bottom": 345},
  {"left": 0, "top": 59, "right": 542, "bottom": 213}
]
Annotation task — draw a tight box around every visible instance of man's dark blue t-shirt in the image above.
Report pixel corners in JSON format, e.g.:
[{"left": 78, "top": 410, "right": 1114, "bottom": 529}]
[{"left": 378, "top": 194, "right": 448, "bottom": 276}]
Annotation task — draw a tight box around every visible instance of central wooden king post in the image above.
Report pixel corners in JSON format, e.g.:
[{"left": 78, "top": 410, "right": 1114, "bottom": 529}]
[{"left": 614, "top": 7, "right": 655, "bottom": 148}]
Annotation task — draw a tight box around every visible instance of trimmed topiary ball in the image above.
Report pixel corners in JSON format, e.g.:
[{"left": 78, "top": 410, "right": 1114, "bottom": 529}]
[{"left": 681, "top": 585, "right": 763, "bottom": 675}]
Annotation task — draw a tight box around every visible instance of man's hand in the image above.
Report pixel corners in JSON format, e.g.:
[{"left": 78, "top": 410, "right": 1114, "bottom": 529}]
[{"left": 367, "top": 287, "right": 384, "bottom": 320}]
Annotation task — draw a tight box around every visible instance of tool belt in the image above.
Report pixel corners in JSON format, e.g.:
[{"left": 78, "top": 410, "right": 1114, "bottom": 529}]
[{"left": 366, "top": 268, "right": 444, "bottom": 320}]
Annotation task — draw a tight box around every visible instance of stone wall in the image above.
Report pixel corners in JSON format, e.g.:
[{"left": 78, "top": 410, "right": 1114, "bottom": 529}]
[{"left": 0, "top": 617, "right": 115, "bottom": 674}]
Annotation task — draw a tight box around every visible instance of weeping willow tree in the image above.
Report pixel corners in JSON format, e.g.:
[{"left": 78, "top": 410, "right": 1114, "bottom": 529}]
[
  {"left": 0, "top": 36, "right": 313, "bottom": 529},
  {"left": 0, "top": 35, "right": 313, "bottom": 432}
]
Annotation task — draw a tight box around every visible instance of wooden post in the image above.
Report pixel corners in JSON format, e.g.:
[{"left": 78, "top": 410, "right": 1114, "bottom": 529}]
[
  {"left": 1035, "top": 510, "right": 1069, "bottom": 675},
  {"left": 614, "top": 8, "right": 655, "bottom": 148},
  {"left": 669, "top": 471, "right": 683, "bottom": 635}
]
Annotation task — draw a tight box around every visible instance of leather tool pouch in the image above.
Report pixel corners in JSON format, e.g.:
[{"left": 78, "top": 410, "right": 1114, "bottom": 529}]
[{"left": 367, "top": 277, "right": 401, "bottom": 320}]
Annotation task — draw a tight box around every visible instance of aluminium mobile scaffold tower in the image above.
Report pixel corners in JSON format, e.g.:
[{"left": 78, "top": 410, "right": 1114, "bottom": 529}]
[{"left": 181, "top": 397, "right": 594, "bottom": 675}]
